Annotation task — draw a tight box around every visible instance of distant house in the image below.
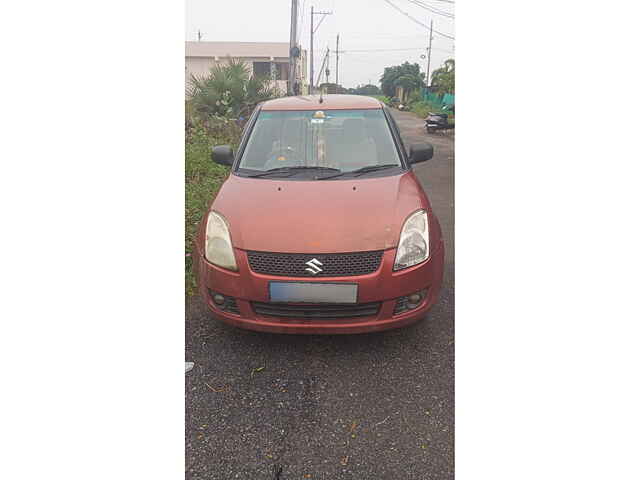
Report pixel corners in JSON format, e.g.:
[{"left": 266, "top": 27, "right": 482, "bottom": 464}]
[{"left": 185, "top": 41, "right": 307, "bottom": 95}]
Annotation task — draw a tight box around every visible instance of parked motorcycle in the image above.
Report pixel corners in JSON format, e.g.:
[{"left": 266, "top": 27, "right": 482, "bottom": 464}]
[{"left": 425, "top": 112, "right": 453, "bottom": 133}]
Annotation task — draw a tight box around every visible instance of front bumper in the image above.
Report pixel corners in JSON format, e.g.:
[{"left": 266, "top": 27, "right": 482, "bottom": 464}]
[{"left": 195, "top": 242, "right": 444, "bottom": 334}]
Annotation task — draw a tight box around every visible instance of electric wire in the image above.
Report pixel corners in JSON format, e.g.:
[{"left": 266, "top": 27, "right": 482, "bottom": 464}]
[
  {"left": 405, "top": 0, "right": 454, "bottom": 19},
  {"left": 382, "top": 0, "right": 455, "bottom": 40},
  {"left": 340, "top": 47, "right": 454, "bottom": 54}
]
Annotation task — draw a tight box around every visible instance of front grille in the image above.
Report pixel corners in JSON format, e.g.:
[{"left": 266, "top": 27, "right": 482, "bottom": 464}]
[
  {"left": 208, "top": 290, "right": 240, "bottom": 315},
  {"left": 224, "top": 297, "right": 240, "bottom": 315},
  {"left": 252, "top": 301, "right": 381, "bottom": 319},
  {"left": 247, "top": 250, "right": 384, "bottom": 277},
  {"left": 394, "top": 296, "right": 411, "bottom": 315}
]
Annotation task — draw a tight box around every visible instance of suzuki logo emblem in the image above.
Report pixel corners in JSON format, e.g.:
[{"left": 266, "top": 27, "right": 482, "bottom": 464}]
[{"left": 305, "top": 258, "right": 323, "bottom": 275}]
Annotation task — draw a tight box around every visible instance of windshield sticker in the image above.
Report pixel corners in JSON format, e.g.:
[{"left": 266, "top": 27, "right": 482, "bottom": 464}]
[{"left": 311, "top": 110, "right": 326, "bottom": 124}]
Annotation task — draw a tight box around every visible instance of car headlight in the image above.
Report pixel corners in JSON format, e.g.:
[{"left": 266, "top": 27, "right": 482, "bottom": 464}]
[
  {"left": 204, "top": 211, "right": 238, "bottom": 271},
  {"left": 394, "top": 210, "right": 429, "bottom": 270}
]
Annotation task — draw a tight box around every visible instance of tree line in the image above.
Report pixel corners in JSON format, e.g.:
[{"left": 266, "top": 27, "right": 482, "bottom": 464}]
[{"left": 380, "top": 59, "right": 455, "bottom": 100}]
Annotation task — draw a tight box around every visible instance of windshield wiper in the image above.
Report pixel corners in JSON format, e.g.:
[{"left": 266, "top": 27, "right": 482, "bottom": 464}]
[
  {"left": 245, "top": 166, "right": 340, "bottom": 178},
  {"left": 315, "top": 164, "right": 400, "bottom": 180}
]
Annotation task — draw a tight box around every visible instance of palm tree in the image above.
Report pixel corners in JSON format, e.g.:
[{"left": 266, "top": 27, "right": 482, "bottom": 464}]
[
  {"left": 188, "top": 58, "right": 281, "bottom": 119},
  {"left": 431, "top": 59, "right": 455, "bottom": 95}
]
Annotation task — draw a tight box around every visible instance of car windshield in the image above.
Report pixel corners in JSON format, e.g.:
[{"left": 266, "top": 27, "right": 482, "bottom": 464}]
[{"left": 238, "top": 109, "right": 401, "bottom": 174}]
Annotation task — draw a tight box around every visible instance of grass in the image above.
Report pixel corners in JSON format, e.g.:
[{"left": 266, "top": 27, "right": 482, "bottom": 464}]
[
  {"left": 373, "top": 93, "right": 455, "bottom": 125},
  {"left": 185, "top": 120, "right": 241, "bottom": 295},
  {"left": 410, "top": 100, "right": 455, "bottom": 124},
  {"left": 371, "top": 95, "right": 392, "bottom": 106}
]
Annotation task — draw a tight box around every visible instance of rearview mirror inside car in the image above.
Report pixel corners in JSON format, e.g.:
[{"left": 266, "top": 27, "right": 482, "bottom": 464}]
[
  {"left": 211, "top": 145, "right": 234, "bottom": 166},
  {"left": 408, "top": 143, "right": 434, "bottom": 164}
]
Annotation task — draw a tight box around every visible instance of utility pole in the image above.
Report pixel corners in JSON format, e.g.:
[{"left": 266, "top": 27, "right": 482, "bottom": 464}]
[
  {"left": 325, "top": 47, "right": 330, "bottom": 86},
  {"left": 426, "top": 19, "right": 433, "bottom": 88},
  {"left": 310, "top": 6, "right": 333, "bottom": 93},
  {"left": 288, "top": 0, "right": 298, "bottom": 95},
  {"left": 335, "top": 34, "right": 339, "bottom": 87},
  {"left": 315, "top": 47, "right": 332, "bottom": 89},
  {"left": 310, "top": 6, "right": 314, "bottom": 92}
]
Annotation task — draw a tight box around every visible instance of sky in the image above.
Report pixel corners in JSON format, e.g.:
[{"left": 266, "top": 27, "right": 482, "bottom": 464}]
[{"left": 185, "top": 0, "right": 454, "bottom": 89}]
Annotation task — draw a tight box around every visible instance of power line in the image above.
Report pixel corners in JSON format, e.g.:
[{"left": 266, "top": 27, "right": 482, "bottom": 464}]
[
  {"left": 418, "top": 0, "right": 454, "bottom": 9},
  {"left": 382, "top": 0, "right": 455, "bottom": 40},
  {"left": 405, "top": 0, "right": 454, "bottom": 19},
  {"left": 417, "top": 0, "right": 454, "bottom": 7},
  {"left": 346, "top": 32, "right": 429, "bottom": 38},
  {"left": 341, "top": 33, "right": 455, "bottom": 48},
  {"left": 339, "top": 47, "right": 454, "bottom": 54},
  {"left": 339, "top": 47, "right": 424, "bottom": 52},
  {"left": 430, "top": 46, "right": 454, "bottom": 54},
  {"left": 385, "top": 0, "right": 454, "bottom": 38}
]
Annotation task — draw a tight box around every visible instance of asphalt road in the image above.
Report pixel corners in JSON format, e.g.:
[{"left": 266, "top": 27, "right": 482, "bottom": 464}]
[{"left": 186, "top": 108, "right": 454, "bottom": 480}]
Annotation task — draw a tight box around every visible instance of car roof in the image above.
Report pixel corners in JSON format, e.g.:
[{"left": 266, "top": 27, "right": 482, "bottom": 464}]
[{"left": 261, "top": 94, "right": 383, "bottom": 111}]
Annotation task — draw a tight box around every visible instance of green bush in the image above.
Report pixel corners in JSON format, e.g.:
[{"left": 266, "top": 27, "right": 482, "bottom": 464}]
[
  {"left": 188, "top": 58, "right": 281, "bottom": 119},
  {"left": 185, "top": 59, "right": 274, "bottom": 296},
  {"left": 372, "top": 95, "right": 392, "bottom": 106},
  {"left": 410, "top": 100, "right": 454, "bottom": 123},
  {"left": 410, "top": 100, "right": 431, "bottom": 118},
  {"left": 407, "top": 90, "right": 422, "bottom": 106},
  {"left": 185, "top": 116, "right": 241, "bottom": 295}
]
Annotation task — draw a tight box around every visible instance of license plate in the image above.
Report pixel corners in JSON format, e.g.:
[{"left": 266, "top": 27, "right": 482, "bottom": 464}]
[{"left": 269, "top": 282, "right": 358, "bottom": 304}]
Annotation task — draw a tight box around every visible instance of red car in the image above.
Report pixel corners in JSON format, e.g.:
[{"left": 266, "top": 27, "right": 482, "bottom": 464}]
[{"left": 194, "top": 95, "right": 444, "bottom": 334}]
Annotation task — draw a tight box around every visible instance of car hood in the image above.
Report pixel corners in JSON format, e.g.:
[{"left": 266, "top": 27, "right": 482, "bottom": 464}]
[{"left": 210, "top": 172, "right": 429, "bottom": 253}]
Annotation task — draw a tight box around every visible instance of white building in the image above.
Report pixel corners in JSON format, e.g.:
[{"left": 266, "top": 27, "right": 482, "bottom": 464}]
[{"left": 185, "top": 41, "right": 307, "bottom": 95}]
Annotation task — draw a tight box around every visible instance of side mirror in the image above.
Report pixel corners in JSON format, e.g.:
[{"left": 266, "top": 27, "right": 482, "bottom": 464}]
[
  {"left": 211, "top": 145, "right": 234, "bottom": 166},
  {"left": 408, "top": 143, "right": 434, "bottom": 164}
]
